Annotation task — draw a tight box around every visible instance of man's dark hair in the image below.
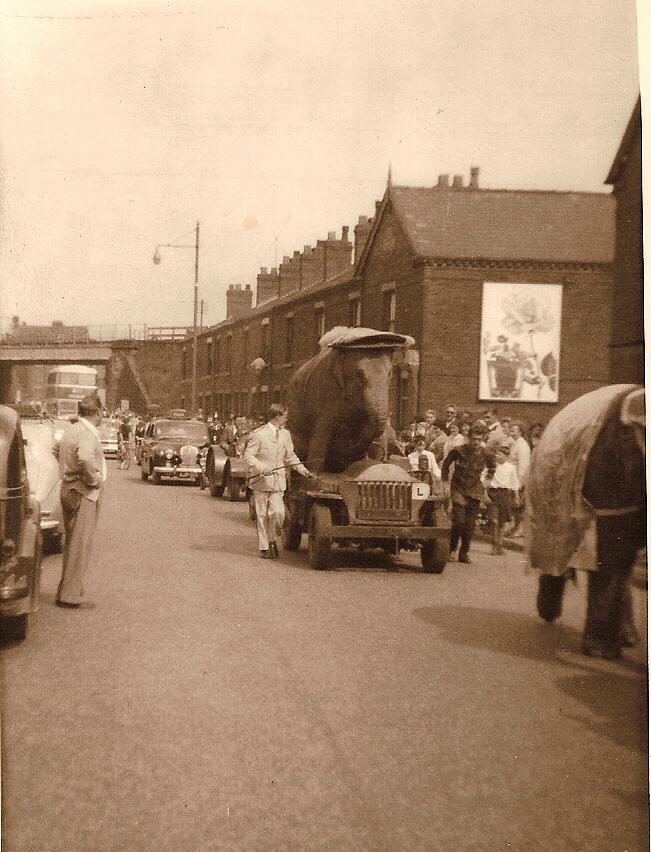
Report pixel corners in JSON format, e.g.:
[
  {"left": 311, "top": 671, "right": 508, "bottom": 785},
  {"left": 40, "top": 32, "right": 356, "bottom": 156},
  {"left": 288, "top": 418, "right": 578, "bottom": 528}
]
[
  {"left": 78, "top": 395, "right": 102, "bottom": 417},
  {"left": 433, "top": 418, "right": 446, "bottom": 430},
  {"left": 268, "top": 403, "right": 287, "bottom": 421}
]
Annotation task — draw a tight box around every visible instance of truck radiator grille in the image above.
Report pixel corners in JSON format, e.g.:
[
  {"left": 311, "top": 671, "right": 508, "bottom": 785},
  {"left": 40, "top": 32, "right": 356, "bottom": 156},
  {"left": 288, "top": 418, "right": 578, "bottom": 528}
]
[{"left": 357, "top": 481, "right": 411, "bottom": 521}]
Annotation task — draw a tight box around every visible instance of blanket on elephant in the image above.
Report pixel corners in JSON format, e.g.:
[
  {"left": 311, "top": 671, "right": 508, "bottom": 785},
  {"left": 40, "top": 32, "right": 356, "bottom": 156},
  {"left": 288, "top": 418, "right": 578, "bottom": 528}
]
[{"left": 526, "top": 384, "right": 639, "bottom": 575}]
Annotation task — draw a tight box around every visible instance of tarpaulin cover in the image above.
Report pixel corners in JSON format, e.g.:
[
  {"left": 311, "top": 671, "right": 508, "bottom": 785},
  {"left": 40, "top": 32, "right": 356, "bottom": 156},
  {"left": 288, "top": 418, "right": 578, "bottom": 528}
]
[{"left": 526, "top": 384, "right": 638, "bottom": 575}]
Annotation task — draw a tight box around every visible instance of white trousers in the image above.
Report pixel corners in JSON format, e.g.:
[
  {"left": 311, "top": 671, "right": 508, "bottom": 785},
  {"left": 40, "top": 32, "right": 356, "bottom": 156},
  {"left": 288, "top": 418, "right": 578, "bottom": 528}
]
[{"left": 254, "top": 490, "right": 285, "bottom": 551}]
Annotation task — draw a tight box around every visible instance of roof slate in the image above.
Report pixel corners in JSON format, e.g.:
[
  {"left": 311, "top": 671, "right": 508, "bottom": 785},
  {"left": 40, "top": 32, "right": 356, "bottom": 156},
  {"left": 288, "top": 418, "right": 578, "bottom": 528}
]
[{"left": 389, "top": 186, "right": 615, "bottom": 264}]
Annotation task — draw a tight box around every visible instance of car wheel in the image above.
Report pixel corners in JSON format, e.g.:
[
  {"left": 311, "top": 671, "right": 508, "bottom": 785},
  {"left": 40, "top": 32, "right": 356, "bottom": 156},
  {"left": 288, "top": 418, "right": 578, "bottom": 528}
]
[
  {"left": 207, "top": 455, "right": 225, "bottom": 497},
  {"left": 308, "top": 504, "right": 332, "bottom": 570},
  {"left": 2, "top": 613, "right": 28, "bottom": 641},
  {"left": 228, "top": 475, "right": 240, "bottom": 501},
  {"left": 421, "top": 538, "right": 449, "bottom": 574}
]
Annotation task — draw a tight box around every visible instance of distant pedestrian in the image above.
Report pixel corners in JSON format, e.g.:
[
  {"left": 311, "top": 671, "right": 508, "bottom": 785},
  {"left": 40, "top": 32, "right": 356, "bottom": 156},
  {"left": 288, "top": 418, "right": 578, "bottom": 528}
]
[
  {"left": 56, "top": 394, "right": 106, "bottom": 607},
  {"left": 484, "top": 445, "right": 520, "bottom": 555},
  {"left": 441, "top": 422, "right": 496, "bottom": 563},
  {"left": 244, "top": 404, "right": 311, "bottom": 559}
]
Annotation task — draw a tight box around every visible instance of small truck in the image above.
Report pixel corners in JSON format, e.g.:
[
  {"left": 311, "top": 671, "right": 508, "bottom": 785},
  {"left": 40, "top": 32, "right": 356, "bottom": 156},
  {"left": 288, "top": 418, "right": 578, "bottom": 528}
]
[{"left": 282, "top": 456, "right": 450, "bottom": 571}]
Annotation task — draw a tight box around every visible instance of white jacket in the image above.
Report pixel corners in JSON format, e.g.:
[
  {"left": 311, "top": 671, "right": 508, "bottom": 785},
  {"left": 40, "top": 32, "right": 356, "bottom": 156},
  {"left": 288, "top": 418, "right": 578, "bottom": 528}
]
[{"left": 244, "top": 423, "right": 308, "bottom": 493}]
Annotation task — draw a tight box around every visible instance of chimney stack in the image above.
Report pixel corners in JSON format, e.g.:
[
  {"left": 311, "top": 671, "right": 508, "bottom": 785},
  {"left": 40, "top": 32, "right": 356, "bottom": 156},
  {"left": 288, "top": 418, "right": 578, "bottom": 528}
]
[
  {"left": 469, "top": 166, "right": 480, "bottom": 188},
  {"left": 257, "top": 267, "right": 279, "bottom": 305},
  {"left": 437, "top": 174, "right": 450, "bottom": 188},
  {"left": 452, "top": 174, "right": 464, "bottom": 189},
  {"left": 354, "top": 214, "right": 374, "bottom": 264},
  {"left": 226, "top": 283, "right": 253, "bottom": 318}
]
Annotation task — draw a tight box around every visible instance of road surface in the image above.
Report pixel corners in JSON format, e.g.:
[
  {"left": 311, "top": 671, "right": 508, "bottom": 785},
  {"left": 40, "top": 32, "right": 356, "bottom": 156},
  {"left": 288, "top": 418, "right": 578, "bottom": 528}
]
[{"left": 1, "top": 464, "right": 648, "bottom": 851}]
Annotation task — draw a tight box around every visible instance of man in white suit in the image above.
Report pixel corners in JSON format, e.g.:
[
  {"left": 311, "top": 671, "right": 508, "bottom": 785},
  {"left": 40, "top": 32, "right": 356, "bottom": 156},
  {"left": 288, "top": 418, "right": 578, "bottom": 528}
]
[{"left": 244, "top": 404, "right": 311, "bottom": 559}]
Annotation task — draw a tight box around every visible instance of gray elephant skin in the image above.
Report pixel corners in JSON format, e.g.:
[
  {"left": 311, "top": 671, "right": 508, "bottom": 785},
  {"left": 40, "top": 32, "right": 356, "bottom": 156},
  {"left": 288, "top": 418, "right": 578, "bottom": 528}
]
[{"left": 286, "top": 327, "right": 414, "bottom": 474}]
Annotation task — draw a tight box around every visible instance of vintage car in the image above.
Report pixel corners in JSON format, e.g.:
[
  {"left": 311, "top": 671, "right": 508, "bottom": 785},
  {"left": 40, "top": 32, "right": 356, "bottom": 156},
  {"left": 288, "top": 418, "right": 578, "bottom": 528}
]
[
  {"left": 140, "top": 417, "right": 209, "bottom": 485},
  {"left": 98, "top": 418, "right": 120, "bottom": 458},
  {"left": 21, "top": 418, "right": 63, "bottom": 552},
  {"left": 281, "top": 456, "right": 450, "bottom": 572},
  {"left": 0, "top": 406, "right": 43, "bottom": 640},
  {"left": 204, "top": 427, "right": 251, "bottom": 502}
]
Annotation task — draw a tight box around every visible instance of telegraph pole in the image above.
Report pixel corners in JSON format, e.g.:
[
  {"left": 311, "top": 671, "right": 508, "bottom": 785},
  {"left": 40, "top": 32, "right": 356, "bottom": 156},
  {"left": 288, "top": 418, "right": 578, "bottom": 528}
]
[{"left": 192, "top": 220, "right": 200, "bottom": 415}]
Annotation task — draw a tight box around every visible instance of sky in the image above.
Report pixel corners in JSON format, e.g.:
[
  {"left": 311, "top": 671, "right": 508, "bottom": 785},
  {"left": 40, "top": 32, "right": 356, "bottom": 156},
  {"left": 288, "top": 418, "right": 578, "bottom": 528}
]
[{"left": 0, "top": 0, "right": 642, "bottom": 334}]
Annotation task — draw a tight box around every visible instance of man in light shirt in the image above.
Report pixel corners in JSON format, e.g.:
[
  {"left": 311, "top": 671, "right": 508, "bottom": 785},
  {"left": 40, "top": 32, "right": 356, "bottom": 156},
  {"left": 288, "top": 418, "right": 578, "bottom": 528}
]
[
  {"left": 483, "top": 445, "right": 520, "bottom": 555},
  {"left": 507, "top": 421, "right": 531, "bottom": 537},
  {"left": 56, "top": 394, "right": 106, "bottom": 607}
]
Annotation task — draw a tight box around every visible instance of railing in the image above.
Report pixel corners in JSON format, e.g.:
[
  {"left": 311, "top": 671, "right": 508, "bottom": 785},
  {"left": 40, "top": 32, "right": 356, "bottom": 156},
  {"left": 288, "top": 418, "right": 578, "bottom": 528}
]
[{"left": 0, "top": 324, "right": 206, "bottom": 346}]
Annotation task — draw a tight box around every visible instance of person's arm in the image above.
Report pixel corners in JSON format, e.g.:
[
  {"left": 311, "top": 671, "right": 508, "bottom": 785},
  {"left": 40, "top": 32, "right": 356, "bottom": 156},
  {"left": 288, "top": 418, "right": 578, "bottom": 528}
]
[
  {"left": 243, "top": 431, "right": 271, "bottom": 476},
  {"left": 428, "top": 452, "right": 441, "bottom": 480},
  {"left": 282, "top": 432, "right": 310, "bottom": 477},
  {"left": 440, "top": 447, "right": 459, "bottom": 482},
  {"left": 77, "top": 431, "right": 102, "bottom": 488}
]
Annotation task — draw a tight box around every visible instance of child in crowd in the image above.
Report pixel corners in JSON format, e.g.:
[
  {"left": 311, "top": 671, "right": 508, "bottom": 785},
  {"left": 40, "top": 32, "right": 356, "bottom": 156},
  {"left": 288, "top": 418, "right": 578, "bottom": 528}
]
[
  {"left": 443, "top": 421, "right": 466, "bottom": 459},
  {"left": 483, "top": 444, "right": 520, "bottom": 555},
  {"left": 408, "top": 435, "right": 441, "bottom": 485}
]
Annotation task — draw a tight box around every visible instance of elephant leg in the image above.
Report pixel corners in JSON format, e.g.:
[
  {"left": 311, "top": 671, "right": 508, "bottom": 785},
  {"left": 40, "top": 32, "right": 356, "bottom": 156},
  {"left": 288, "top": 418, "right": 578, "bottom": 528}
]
[
  {"left": 537, "top": 573, "right": 569, "bottom": 623},
  {"left": 583, "top": 515, "right": 638, "bottom": 659}
]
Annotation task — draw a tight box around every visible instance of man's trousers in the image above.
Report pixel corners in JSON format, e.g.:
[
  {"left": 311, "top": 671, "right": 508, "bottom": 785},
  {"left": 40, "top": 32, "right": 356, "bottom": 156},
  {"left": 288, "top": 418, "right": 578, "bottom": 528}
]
[
  {"left": 254, "top": 490, "right": 285, "bottom": 551},
  {"left": 57, "top": 488, "right": 99, "bottom": 604},
  {"left": 449, "top": 495, "right": 480, "bottom": 558}
]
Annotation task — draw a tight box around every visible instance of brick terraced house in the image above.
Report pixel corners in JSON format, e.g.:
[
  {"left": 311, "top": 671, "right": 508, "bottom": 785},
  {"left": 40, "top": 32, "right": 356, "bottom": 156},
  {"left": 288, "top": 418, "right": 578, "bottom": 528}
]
[{"left": 183, "top": 167, "right": 615, "bottom": 428}]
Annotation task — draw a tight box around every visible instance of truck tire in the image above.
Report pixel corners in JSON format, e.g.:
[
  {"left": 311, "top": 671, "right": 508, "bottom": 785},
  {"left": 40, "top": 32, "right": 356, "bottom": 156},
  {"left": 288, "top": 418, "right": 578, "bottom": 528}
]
[
  {"left": 207, "top": 453, "right": 225, "bottom": 497},
  {"left": 228, "top": 475, "right": 241, "bottom": 501},
  {"left": 282, "top": 509, "right": 302, "bottom": 551},
  {"left": 421, "top": 538, "right": 449, "bottom": 574},
  {"left": 308, "top": 504, "right": 332, "bottom": 570}
]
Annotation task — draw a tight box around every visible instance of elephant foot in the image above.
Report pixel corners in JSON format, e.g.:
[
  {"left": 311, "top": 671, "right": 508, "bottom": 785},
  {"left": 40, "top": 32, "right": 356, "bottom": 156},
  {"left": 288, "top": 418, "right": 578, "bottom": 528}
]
[
  {"left": 619, "top": 622, "right": 640, "bottom": 648},
  {"left": 537, "top": 574, "right": 567, "bottom": 623},
  {"left": 581, "top": 636, "right": 622, "bottom": 660}
]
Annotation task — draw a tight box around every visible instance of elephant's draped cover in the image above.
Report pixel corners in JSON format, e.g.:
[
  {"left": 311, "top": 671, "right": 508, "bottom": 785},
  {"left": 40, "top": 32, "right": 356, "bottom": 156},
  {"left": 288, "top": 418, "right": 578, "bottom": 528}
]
[{"left": 526, "top": 384, "right": 639, "bottom": 575}]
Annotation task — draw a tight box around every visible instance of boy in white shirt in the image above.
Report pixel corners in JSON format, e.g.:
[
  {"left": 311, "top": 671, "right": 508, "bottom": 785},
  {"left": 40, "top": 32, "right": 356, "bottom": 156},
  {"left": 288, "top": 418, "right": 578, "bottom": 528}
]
[{"left": 483, "top": 445, "right": 520, "bottom": 555}]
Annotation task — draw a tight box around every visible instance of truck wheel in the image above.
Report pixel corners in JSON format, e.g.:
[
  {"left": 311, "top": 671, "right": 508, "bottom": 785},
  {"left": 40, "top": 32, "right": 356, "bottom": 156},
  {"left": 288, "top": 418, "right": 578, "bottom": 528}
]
[
  {"left": 248, "top": 491, "right": 257, "bottom": 521},
  {"left": 308, "top": 504, "right": 332, "bottom": 570},
  {"left": 2, "top": 613, "right": 28, "bottom": 641},
  {"left": 421, "top": 538, "right": 450, "bottom": 574},
  {"left": 207, "top": 454, "right": 225, "bottom": 497},
  {"left": 228, "top": 475, "right": 241, "bottom": 501},
  {"left": 282, "top": 510, "right": 302, "bottom": 551}
]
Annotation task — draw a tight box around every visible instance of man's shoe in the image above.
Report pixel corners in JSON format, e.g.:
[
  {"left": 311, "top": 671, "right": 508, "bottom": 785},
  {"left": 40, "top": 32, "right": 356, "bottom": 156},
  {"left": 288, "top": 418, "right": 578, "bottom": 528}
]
[
  {"left": 269, "top": 542, "right": 279, "bottom": 559},
  {"left": 260, "top": 550, "right": 271, "bottom": 559},
  {"left": 55, "top": 599, "right": 80, "bottom": 609},
  {"left": 458, "top": 553, "right": 471, "bottom": 564}
]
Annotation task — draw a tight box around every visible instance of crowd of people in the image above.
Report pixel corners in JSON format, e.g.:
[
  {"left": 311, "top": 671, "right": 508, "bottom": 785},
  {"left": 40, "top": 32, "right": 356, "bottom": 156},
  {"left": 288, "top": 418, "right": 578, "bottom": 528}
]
[{"left": 386, "top": 405, "right": 546, "bottom": 562}]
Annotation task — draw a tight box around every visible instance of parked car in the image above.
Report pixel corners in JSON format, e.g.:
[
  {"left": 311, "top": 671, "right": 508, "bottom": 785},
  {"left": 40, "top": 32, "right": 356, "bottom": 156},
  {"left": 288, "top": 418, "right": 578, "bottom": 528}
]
[
  {"left": 21, "top": 419, "right": 63, "bottom": 552},
  {"left": 98, "top": 418, "right": 120, "bottom": 458},
  {"left": 0, "top": 406, "right": 43, "bottom": 640},
  {"left": 140, "top": 418, "right": 209, "bottom": 485},
  {"left": 204, "top": 428, "right": 251, "bottom": 501}
]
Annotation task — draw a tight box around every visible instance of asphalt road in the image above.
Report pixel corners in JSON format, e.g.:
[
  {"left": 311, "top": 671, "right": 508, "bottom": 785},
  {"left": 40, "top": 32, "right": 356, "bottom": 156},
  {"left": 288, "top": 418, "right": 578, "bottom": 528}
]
[{"left": 1, "top": 463, "right": 648, "bottom": 852}]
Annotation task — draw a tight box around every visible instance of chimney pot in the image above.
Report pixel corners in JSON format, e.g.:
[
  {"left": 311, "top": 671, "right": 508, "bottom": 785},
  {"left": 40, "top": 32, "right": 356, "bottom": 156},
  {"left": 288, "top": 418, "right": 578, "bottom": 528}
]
[
  {"left": 327, "top": 231, "right": 336, "bottom": 241},
  {"left": 437, "top": 174, "right": 450, "bottom": 188},
  {"left": 245, "top": 284, "right": 250, "bottom": 290},
  {"left": 271, "top": 267, "right": 277, "bottom": 275},
  {"left": 342, "top": 225, "right": 349, "bottom": 241},
  {"left": 358, "top": 215, "right": 368, "bottom": 225},
  {"left": 469, "top": 166, "right": 480, "bottom": 188},
  {"left": 283, "top": 256, "right": 290, "bottom": 264},
  {"left": 452, "top": 174, "right": 464, "bottom": 189},
  {"left": 293, "top": 250, "right": 300, "bottom": 258},
  {"left": 260, "top": 266, "right": 267, "bottom": 275}
]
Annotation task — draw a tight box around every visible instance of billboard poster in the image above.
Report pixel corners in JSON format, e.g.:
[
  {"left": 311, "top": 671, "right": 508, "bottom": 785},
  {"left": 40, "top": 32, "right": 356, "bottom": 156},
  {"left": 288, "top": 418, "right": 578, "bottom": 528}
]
[{"left": 479, "top": 282, "right": 562, "bottom": 403}]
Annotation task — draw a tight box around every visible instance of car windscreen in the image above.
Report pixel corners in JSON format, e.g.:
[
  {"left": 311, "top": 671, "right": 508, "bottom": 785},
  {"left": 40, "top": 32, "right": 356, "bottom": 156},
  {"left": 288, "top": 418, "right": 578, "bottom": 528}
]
[{"left": 154, "top": 421, "right": 209, "bottom": 442}]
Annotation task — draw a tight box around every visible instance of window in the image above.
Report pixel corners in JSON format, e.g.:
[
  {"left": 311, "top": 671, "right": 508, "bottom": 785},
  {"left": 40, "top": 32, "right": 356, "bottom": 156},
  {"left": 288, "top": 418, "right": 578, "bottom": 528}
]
[
  {"left": 226, "top": 335, "right": 232, "bottom": 371},
  {"left": 314, "top": 307, "right": 325, "bottom": 348},
  {"left": 243, "top": 329, "right": 250, "bottom": 366},
  {"left": 349, "top": 297, "right": 361, "bottom": 327},
  {"left": 382, "top": 290, "right": 396, "bottom": 332},
  {"left": 215, "top": 339, "right": 221, "bottom": 373},
  {"left": 286, "top": 315, "right": 294, "bottom": 362},
  {"left": 206, "top": 340, "right": 213, "bottom": 375}
]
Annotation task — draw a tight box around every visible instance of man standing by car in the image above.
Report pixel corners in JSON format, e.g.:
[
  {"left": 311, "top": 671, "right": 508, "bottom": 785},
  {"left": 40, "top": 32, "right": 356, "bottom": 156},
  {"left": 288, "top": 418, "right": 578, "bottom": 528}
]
[
  {"left": 244, "top": 404, "right": 310, "bottom": 559},
  {"left": 56, "top": 394, "right": 106, "bottom": 607}
]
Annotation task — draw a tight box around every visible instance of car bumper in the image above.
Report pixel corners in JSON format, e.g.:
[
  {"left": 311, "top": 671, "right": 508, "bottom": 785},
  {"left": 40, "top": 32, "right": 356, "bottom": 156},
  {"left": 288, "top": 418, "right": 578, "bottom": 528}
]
[
  {"left": 153, "top": 465, "right": 203, "bottom": 477},
  {"left": 328, "top": 524, "right": 449, "bottom": 541},
  {"left": 102, "top": 446, "right": 119, "bottom": 457}
]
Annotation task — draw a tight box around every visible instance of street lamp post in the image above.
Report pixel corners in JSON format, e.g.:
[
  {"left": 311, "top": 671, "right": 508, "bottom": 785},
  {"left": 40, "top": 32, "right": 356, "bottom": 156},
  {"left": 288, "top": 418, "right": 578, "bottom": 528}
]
[{"left": 153, "top": 221, "right": 200, "bottom": 414}]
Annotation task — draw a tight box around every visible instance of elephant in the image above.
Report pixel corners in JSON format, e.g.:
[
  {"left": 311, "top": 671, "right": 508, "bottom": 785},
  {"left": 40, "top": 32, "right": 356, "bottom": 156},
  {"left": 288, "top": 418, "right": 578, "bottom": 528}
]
[
  {"left": 528, "top": 384, "right": 645, "bottom": 660},
  {"left": 286, "top": 327, "right": 414, "bottom": 473}
]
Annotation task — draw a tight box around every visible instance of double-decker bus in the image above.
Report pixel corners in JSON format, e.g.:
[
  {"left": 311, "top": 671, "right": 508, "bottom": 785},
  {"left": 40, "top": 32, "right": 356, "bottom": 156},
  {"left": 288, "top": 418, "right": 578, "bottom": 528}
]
[{"left": 45, "top": 365, "right": 98, "bottom": 419}]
